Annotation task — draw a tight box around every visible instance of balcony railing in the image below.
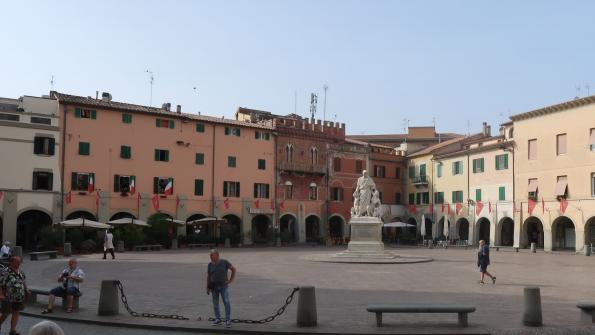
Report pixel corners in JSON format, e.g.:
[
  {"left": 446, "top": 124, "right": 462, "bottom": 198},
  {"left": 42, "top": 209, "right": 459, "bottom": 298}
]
[
  {"left": 411, "top": 175, "right": 429, "bottom": 185},
  {"left": 279, "top": 161, "right": 326, "bottom": 175}
]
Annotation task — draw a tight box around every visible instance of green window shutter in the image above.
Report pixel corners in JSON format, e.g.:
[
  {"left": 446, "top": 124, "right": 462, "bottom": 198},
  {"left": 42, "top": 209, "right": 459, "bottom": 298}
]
[
  {"left": 48, "top": 138, "right": 55, "bottom": 155},
  {"left": 437, "top": 164, "right": 442, "bottom": 177},
  {"left": 481, "top": 158, "right": 484, "bottom": 171},
  {"left": 476, "top": 189, "right": 481, "bottom": 201},
  {"left": 79, "top": 142, "right": 90, "bottom": 155},
  {"left": 195, "top": 179, "right": 204, "bottom": 196},
  {"left": 153, "top": 177, "right": 158, "bottom": 194},
  {"left": 255, "top": 132, "right": 260, "bottom": 139},
  {"left": 253, "top": 184, "right": 258, "bottom": 198},
  {"left": 164, "top": 150, "right": 169, "bottom": 162},
  {"left": 472, "top": 160, "right": 476, "bottom": 173},
  {"left": 237, "top": 182, "right": 240, "bottom": 196},
  {"left": 452, "top": 191, "right": 456, "bottom": 203},
  {"left": 154, "top": 149, "right": 160, "bottom": 161},
  {"left": 236, "top": 128, "right": 241, "bottom": 137},
  {"left": 266, "top": 184, "right": 270, "bottom": 198},
  {"left": 114, "top": 174, "right": 120, "bottom": 192},
  {"left": 122, "top": 114, "right": 126, "bottom": 123},
  {"left": 224, "top": 127, "right": 230, "bottom": 135},
  {"left": 452, "top": 162, "right": 456, "bottom": 175},
  {"left": 196, "top": 123, "right": 204, "bottom": 132},
  {"left": 169, "top": 120, "right": 175, "bottom": 129},
  {"left": 420, "top": 164, "right": 426, "bottom": 176},
  {"left": 504, "top": 154, "right": 509, "bottom": 169},
  {"left": 408, "top": 166, "right": 415, "bottom": 178},
  {"left": 156, "top": 119, "right": 161, "bottom": 127},
  {"left": 71, "top": 172, "right": 78, "bottom": 190},
  {"left": 499, "top": 186, "right": 505, "bottom": 201},
  {"left": 196, "top": 153, "right": 204, "bottom": 165},
  {"left": 74, "top": 108, "right": 81, "bottom": 118},
  {"left": 258, "top": 159, "right": 265, "bottom": 170},
  {"left": 459, "top": 162, "right": 463, "bottom": 174},
  {"left": 265, "top": 133, "right": 270, "bottom": 140},
  {"left": 91, "top": 110, "right": 97, "bottom": 119}
]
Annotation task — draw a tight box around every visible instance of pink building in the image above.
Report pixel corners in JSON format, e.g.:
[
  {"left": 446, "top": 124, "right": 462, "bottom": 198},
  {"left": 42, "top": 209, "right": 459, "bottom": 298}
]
[{"left": 54, "top": 92, "right": 275, "bottom": 246}]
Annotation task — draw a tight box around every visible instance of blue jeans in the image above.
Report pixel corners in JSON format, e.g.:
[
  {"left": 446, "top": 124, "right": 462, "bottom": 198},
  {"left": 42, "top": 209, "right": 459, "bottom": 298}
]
[{"left": 211, "top": 285, "right": 231, "bottom": 321}]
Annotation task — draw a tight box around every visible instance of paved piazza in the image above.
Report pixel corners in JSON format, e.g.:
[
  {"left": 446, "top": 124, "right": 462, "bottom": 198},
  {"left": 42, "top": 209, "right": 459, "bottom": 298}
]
[{"left": 19, "top": 246, "right": 595, "bottom": 334}]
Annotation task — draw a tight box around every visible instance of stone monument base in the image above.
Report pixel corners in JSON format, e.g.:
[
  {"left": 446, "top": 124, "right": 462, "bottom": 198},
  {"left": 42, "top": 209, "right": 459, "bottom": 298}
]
[{"left": 333, "top": 216, "right": 397, "bottom": 259}]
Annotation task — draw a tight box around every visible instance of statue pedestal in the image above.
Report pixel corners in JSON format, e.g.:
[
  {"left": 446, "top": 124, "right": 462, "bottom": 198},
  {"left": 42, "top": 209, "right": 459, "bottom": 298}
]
[{"left": 334, "top": 216, "right": 396, "bottom": 259}]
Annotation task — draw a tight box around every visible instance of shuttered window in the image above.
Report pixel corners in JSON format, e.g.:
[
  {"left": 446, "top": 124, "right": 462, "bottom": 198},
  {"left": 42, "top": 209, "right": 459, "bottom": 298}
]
[
  {"left": 78, "top": 142, "right": 90, "bottom": 155},
  {"left": 194, "top": 179, "right": 204, "bottom": 196},
  {"left": 556, "top": 133, "right": 567, "bottom": 155},
  {"left": 120, "top": 146, "right": 131, "bottom": 159}
]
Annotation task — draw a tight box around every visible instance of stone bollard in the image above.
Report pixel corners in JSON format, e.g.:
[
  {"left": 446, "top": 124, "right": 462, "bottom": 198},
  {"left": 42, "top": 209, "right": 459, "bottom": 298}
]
[
  {"left": 171, "top": 239, "right": 178, "bottom": 249},
  {"left": 224, "top": 238, "right": 231, "bottom": 248},
  {"left": 63, "top": 243, "right": 72, "bottom": 257},
  {"left": 296, "top": 286, "right": 317, "bottom": 327},
  {"left": 584, "top": 245, "right": 591, "bottom": 256},
  {"left": 13, "top": 246, "right": 23, "bottom": 258},
  {"left": 522, "top": 287, "right": 543, "bottom": 327},
  {"left": 116, "top": 240, "right": 125, "bottom": 253},
  {"left": 515, "top": 247, "right": 519, "bottom": 252},
  {"left": 98, "top": 280, "right": 120, "bottom": 316},
  {"left": 530, "top": 242, "right": 536, "bottom": 253}
]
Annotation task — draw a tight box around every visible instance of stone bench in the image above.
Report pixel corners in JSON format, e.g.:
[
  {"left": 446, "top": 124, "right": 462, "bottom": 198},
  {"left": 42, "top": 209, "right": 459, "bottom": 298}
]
[
  {"left": 577, "top": 302, "right": 595, "bottom": 323},
  {"left": 187, "top": 243, "right": 215, "bottom": 249},
  {"left": 28, "top": 286, "right": 81, "bottom": 310},
  {"left": 134, "top": 244, "right": 162, "bottom": 251},
  {"left": 29, "top": 251, "right": 57, "bottom": 261},
  {"left": 366, "top": 304, "right": 476, "bottom": 327}
]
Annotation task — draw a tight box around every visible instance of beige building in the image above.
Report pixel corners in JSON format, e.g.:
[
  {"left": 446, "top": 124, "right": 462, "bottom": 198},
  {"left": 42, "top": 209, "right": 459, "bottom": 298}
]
[
  {"left": 510, "top": 96, "right": 595, "bottom": 252},
  {"left": 0, "top": 96, "right": 61, "bottom": 248}
]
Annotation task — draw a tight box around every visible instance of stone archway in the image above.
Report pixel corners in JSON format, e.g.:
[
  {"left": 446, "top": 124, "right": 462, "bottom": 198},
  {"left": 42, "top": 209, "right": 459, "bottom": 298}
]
[
  {"left": 552, "top": 216, "right": 575, "bottom": 250},
  {"left": 456, "top": 218, "right": 470, "bottom": 241},
  {"left": 279, "top": 214, "right": 298, "bottom": 243},
  {"left": 251, "top": 214, "right": 272, "bottom": 244},
  {"left": 586, "top": 217, "right": 595, "bottom": 248},
  {"left": 477, "top": 217, "right": 491, "bottom": 244},
  {"left": 498, "top": 217, "right": 514, "bottom": 246},
  {"left": 186, "top": 213, "right": 211, "bottom": 243},
  {"left": 17, "top": 209, "right": 53, "bottom": 251},
  {"left": 522, "top": 216, "right": 544, "bottom": 248},
  {"left": 110, "top": 212, "right": 136, "bottom": 221},
  {"left": 305, "top": 215, "right": 321, "bottom": 243},
  {"left": 329, "top": 215, "right": 344, "bottom": 238},
  {"left": 66, "top": 210, "right": 96, "bottom": 221},
  {"left": 222, "top": 214, "right": 242, "bottom": 245}
]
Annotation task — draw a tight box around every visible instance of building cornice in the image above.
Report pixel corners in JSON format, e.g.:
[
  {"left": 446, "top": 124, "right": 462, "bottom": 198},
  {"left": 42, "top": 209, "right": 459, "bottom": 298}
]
[
  {"left": 434, "top": 140, "right": 514, "bottom": 160},
  {"left": 510, "top": 95, "right": 595, "bottom": 121}
]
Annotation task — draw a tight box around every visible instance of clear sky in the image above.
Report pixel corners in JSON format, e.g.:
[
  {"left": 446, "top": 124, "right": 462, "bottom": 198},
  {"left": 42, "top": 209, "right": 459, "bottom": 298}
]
[{"left": 2, "top": 0, "right": 594, "bottom": 136}]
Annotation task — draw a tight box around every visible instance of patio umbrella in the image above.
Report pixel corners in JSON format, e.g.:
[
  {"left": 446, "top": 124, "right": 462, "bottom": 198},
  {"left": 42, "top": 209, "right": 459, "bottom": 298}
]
[
  {"left": 56, "top": 218, "right": 112, "bottom": 229},
  {"left": 443, "top": 215, "right": 449, "bottom": 239},
  {"left": 108, "top": 218, "right": 150, "bottom": 227},
  {"left": 162, "top": 217, "right": 186, "bottom": 226},
  {"left": 186, "top": 217, "right": 226, "bottom": 225},
  {"left": 420, "top": 214, "right": 426, "bottom": 238},
  {"left": 382, "top": 222, "right": 415, "bottom": 228}
]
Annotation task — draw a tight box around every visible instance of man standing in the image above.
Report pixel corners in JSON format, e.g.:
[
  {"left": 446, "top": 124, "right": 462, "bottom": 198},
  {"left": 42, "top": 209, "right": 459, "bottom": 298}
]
[
  {"left": 103, "top": 229, "right": 115, "bottom": 260},
  {"left": 0, "top": 242, "right": 11, "bottom": 258},
  {"left": 477, "top": 240, "right": 496, "bottom": 284},
  {"left": 0, "top": 256, "right": 29, "bottom": 335},
  {"left": 42, "top": 258, "right": 85, "bottom": 314},
  {"left": 206, "top": 249, "right": 236, "bottom": 328}
]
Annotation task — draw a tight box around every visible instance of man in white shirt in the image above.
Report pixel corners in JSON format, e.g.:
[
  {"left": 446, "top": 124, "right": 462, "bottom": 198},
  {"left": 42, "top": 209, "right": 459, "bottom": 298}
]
[
  {"left": 103, "top": 230, "right": 115, "bottom": 260},
  {"left": 0, "top": 241, "right": 11, "bottom": 258}
]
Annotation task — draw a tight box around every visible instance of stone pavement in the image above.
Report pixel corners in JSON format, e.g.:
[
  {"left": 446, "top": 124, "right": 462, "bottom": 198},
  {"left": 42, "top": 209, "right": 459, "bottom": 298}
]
[{"left": 17, "top": 246, "right": 595, "bottom": 334}]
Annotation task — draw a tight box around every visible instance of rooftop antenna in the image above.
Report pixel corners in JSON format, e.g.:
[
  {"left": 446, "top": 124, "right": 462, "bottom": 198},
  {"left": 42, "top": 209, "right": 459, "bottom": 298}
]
[
  {"left": 323, "top": 84, "right": 328, "bottom": 122},
  {"left": 432, "top": 117, "right": 436, "bottom": 128},
  {"left": 466, "top": 120, "right": 471, "bottom": 135},
  {"left": 309, "top": 92, "right": 318, "bottom": 121},
  {"left": 50, "top": 75, "right": 55, "bottom": 91},
  {"left": 585, "top": 83, "right": 591, "bottom": 96},
  {"left": 146, "top": 70, "right": 154, "bottom": 106},
  {"left": 402, "top": 118, "right": 409, "bottom": 143},
  {"left": 575, "top": 84, "right": 581, "bottom": 99},
  {"left": 294, "top": 90, "right": 297, "bottom": 115},
  {"left": 193, "top": 86, "right": 198, "bottom": 112}
]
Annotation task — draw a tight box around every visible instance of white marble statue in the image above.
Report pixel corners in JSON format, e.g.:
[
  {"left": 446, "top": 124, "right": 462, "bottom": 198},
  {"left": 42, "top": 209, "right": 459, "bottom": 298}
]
[{"left": 351, "top": 170, "right": 381, "bottom": 217}]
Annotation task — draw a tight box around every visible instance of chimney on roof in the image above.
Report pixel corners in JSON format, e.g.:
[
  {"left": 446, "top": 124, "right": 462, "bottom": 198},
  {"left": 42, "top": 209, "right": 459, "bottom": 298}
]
[
  {"left": 101, "top": 92, "right": 112, "bottom": 102},
  {"left": 95, "top": 91, "right": 99, "bottom": 100},
  {"left": 176, "top": 105, "right": 181, "bottom": 114},
  {"left": 482, "top": 122, "right": 491, "bottom": 137},
  {"left": 162, "top": 103, "right": 171, "bottom": 111}
]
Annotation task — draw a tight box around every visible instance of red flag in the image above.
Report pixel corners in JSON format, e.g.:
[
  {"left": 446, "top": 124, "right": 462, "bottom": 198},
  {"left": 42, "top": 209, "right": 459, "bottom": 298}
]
[
  {"left": 441, "top": 202, "right": 444, "bottom": 213},
  {"left": 164, "top": 179, "right": 173, "bottom": 196},
  {"left": 488, "top": 201, "right": 492, "bottom": 214},
  {"left": 559, "top": 198, "right": 568, "bottom": 214},
  {"left": 88, "top": 174, "right": 95, "bottom": 193},
  {"left": 541, "top": 197, "right": 545, "bottom": 214},
  {"left": 65, "top": 191, "right": 72, "bottom": 204},
  {"left": 254, "top": 199, "right": 260, "bottom": 209},
  {"left": 455, "top": 202, "right": 462, "bottom": 215},
  {"left": 528, "top": 199, "right": 536, "bottom": 215},
  {"left": 0, "top": 191, "right": 4, "bottom": 201},
  {"left": 95, "top": 192, "right": 100, "bottom": 207},
  {"left": 475, "top": 201, "right": 484, "bottom": 216},
  {"left": 151, "top": 194, "right": 160, "bottom": 211},
  {"left": 428, "top": 204, "right": 433, "bottom": 214},
  {"left": 224, "top": 198, "right": 230, "bottom": 209},
  {"left": 447, "top": 203, "right": 451, "bottom": 215},
  {"left": 408, "top": 204, "right": 417, "bottom": 214},
  {"left": 280, "top": 200, "right": 285, "bottom": 210}
]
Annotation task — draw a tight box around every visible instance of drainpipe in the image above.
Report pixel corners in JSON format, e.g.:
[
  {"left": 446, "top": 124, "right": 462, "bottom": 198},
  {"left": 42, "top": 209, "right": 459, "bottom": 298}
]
[
  {"left": 211, "top": 124, "right": 216, "bottom": 217},
  {"left": 467, "top": 151, "right": 471, "bottom": 244},
  {"left": 60, "top": 103, "right": 67, "bottom": 221}
]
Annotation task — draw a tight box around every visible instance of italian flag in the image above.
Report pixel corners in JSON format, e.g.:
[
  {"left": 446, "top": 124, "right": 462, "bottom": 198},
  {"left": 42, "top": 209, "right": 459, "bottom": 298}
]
[
  {"left": 88, "top": 174, "right": 94, "bottom": 193},
  {"left": 129, "top": 176, "right": 136, "bottom": 194},
  {"left": 164, "top": 179, "right": 173, "bottom": 195}
]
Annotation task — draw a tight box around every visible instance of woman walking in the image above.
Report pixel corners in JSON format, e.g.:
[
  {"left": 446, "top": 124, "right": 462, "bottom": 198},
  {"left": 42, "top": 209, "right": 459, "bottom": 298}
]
[{"left": 477, "top": 240, "right": 496, "bottom": 284}]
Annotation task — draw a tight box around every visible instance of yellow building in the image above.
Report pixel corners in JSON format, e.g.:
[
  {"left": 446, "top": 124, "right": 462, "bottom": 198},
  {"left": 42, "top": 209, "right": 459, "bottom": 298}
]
[{"left": 510, "top": 96, "right": 595, "bottom": 252}]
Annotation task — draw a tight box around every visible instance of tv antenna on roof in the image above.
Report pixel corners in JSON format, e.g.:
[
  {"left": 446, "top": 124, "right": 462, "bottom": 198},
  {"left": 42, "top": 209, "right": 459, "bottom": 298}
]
[
  {"left": 146, "top": 70, "right": 154, "bottom": 106},
  {"left": 50, "top": 75, "right": 55, "bottom": 91},
  {"left": 585, "top": 83, "right": 591, "bottom": 96},
  {"left": 323, "top": 84, "right": 328, "bottom": 122},
  {"left": 309, "top": 92, "right": 318, "bottom": 120}
]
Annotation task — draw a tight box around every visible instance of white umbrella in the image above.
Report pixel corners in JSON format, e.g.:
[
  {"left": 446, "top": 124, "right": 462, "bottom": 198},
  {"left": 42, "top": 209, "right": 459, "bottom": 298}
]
[
  {"left": 162, "top": 218, "right": 186, "bottom": 226},
  {"left": 383, "top": 222, "right": 415, "bottom": 228},
  {"left": 443, "top": 215, "right": 449, "bottom": 239},
  {"left": 420, "top": 214, "right": 426, "bottom": 237},
  {"left": 108, "top": 218, "right": 150, "bottom": 227},
  {"left": 56, "top": 218, "right": 112, "bottom": 229},
  {"left": 186, "top": 217, "right": 226, "bottom": 225}
]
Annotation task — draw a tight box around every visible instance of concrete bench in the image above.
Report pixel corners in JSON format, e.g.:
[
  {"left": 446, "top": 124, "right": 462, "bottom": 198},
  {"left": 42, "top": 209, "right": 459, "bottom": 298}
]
[
  {"left": 366, "top": 304, "right": 476, "bottom": 327},
  {"left": 187, "top": 243, "right": 215, "bottom": 249},
  {"left": 28, "top": 286, "right": 81, "bottom": 310},
  {"left": 29, "top": 251, "right": 57, "bottom": 261},
  {"left": 577, "top": 302, "right": 595, "bottom": 323},
  {"left": 134, "top": 244, "right": 162, "bottom": 251}
]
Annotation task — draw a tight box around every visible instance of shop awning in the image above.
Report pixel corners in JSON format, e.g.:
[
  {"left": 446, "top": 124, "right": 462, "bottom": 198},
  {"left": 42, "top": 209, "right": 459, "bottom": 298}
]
[{"left": 554, "top": 178, "right": 568, "bottom": 197}]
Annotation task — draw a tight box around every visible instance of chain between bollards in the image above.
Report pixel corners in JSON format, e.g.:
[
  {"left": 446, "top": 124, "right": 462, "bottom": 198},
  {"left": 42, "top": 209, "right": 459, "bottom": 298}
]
[
  {"left": 207, "top": 287, "right": 300, "bottom": 324},
  {"left": 115, "top": 280, "right": 191, "bottom": 320}
]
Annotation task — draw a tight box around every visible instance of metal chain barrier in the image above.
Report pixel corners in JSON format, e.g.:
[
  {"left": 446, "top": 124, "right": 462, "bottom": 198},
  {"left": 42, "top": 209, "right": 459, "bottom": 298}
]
[
  {"left": 208, "top": 287, "right": 300, "bottom": 324},
  {"left": 115, "top": 280, "right": 191, "bottom": 320}
]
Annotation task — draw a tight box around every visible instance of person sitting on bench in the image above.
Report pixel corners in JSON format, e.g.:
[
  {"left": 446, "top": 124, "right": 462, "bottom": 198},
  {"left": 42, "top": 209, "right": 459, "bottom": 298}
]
[
  {"left": 0, "top": 241, "right": 11, "bottom": 258},
  {"left": 42, "top": 258, "right": 84, "bottom": 314}
]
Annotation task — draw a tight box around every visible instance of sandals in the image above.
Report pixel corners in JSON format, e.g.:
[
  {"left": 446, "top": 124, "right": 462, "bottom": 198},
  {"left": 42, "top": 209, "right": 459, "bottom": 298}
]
[{"left": 41, "top": 308, "right": 52, "bottom": 314}]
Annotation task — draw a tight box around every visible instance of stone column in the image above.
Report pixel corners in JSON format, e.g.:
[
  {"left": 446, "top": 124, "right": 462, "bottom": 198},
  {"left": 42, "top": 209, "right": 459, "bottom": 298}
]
[
  {"left": 2, "top": 192, "right": 18, "bottom": 245},
  {"left": 298, "top": 203, "right": 306, "bottom": 243},
  {"left": 490, "top": 216, "right": 497, "bottom": 246},
  {"left": 176, "top": 195, "right": 187, "bottom": 236},
  {"left": 97, "top": 190, "right": 110, "bottom": 223},
  {"left": 574, "top": 229, "right": 585, "bottom": 253},
  {"left": 242, "top": 198, "right": 252, "bottom": 246},
  {"left": 513, "top": 211, "right": 522, "bottom": 248},
  {"left": 543, "top": 229, "right": 552, "bottom": 252},
  {"left": 138, "top": 193, "right": 150, "bottom": 221}
]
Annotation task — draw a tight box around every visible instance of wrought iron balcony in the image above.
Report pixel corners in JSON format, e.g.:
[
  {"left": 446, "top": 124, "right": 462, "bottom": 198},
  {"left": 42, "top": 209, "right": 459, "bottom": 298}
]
[
  {"left": 411, "top": 175, "right": 429, "bottom": 186},
  {"left": 279, "top": 161, "right": 326, "bottom": 175}
]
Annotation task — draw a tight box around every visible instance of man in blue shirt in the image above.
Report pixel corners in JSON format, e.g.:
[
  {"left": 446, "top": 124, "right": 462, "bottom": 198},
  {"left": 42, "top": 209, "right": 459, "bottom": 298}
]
[
  {"left": 207, "top": 249, "right": 236, "bottom": 328},
  {"left": 42, "top": 258, "right": 85, "bottom": 314}
]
